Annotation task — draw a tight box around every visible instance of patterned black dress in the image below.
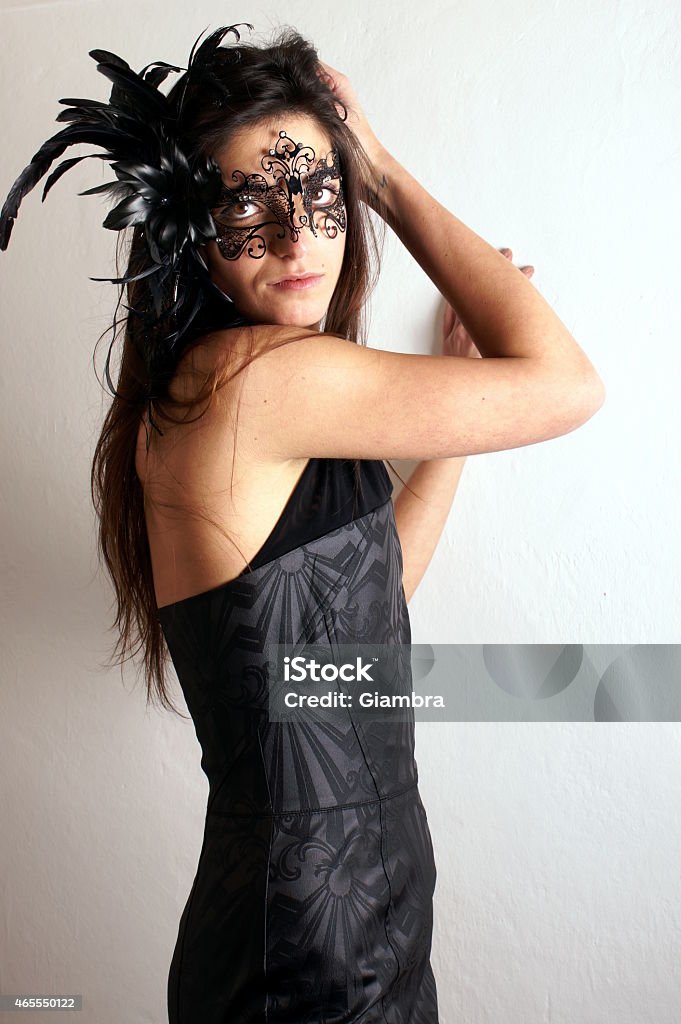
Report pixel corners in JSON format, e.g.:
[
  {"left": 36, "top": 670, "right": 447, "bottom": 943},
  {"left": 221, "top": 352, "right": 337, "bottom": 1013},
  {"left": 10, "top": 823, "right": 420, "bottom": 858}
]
[{"left": 158, "top": 457, "right": 439, "bottom": 1023}]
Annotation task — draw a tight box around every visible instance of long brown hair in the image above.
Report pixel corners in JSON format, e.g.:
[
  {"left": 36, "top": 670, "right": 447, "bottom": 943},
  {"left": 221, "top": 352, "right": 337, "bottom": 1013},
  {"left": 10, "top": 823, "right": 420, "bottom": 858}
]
[{"left": 91, "top": 24, "right": 409, "bottom": 716}]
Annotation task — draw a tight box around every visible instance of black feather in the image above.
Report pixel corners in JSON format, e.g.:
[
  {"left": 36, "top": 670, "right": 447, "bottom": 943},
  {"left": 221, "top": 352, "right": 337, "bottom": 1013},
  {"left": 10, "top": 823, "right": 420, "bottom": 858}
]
[{"left": 0, "top": 25, "right": 256, "bottom": 396}]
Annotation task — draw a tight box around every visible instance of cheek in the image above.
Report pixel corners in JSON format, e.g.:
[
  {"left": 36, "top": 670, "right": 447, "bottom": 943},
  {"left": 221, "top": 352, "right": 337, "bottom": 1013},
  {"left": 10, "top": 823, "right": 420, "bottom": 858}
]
[
  {"left": 329, "top": 230, "right": 347, "bottom": 268},
  {"left": 228, "top": 254, "right": 258, "bottom": 279},
  {"left": 207, "top": 241, "right": 257, "bottom": 289}
]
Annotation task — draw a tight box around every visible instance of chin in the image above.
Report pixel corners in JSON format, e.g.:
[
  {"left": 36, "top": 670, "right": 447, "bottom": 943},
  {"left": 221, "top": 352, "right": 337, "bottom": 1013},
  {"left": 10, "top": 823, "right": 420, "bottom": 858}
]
[
  {"left": 272, "top": 312, "right": 324, "bottom": 329},
  {"left": 265, "top": 299, "right": 328, "bottom": 325}
]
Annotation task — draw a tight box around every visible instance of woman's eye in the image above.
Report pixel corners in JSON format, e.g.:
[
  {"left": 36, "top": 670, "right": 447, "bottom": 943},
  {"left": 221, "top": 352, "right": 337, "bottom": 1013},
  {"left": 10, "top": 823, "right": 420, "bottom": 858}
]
[
  {"left": 216, "top": 196, "right": 261, "bottom": 222},
  {"left": 230, "top": 198, "right": 259, "bottom": 218},
  {"left": 309, "top": 186, "right": 338, "bottom": 205}
]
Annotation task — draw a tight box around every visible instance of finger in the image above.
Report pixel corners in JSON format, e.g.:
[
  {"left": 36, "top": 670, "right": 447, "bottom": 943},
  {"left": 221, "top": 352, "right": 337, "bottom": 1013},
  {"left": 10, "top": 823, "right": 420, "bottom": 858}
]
[
  {"left": 500, "top": 247, "right": 513, "bottom": 259},
  {"left": 318, "top": 59, "right": 342, "bottom": 82},
  {"left": 443, "top": 302, "right": 457, "bottom": 336},
  {"left": 521, "top": 265, "right": 535, "bottom": 276}
]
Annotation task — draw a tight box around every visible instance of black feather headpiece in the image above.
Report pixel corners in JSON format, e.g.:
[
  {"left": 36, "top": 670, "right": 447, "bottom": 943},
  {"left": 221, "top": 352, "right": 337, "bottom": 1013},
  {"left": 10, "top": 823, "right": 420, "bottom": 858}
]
[{"left": 0, "top": 24, "right": 254, "bottom": 409}]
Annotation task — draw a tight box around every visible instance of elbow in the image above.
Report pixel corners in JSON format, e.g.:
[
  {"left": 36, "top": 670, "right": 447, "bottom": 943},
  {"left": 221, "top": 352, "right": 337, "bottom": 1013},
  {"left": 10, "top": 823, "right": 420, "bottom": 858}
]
[
  {"left": 541, "top": 366, "right": 606, "bottom": 438},
  {"left": 578, "top": 371, "right": 607, "bottom": 422},
  {"left": 556, "top": 358, "right": 606, "bottom": 427},
  {"left": 531, "top": 354, "right": 606, "bottom": 435},
  {"left": 594, "top": 374, "right": 607, "bottom": 408}
]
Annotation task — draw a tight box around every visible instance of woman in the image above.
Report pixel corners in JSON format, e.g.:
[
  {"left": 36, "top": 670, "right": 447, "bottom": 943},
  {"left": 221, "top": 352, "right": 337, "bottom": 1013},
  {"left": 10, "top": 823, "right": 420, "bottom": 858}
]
[{"left": 0, "top": 23, "right": 605, "bottom": 1024}]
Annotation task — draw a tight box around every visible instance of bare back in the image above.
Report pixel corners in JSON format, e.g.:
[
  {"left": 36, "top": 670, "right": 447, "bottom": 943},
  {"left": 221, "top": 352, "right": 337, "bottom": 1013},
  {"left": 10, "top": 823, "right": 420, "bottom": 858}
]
[{"left": 136, "top": 329, "right": 313, "bottom": 610}]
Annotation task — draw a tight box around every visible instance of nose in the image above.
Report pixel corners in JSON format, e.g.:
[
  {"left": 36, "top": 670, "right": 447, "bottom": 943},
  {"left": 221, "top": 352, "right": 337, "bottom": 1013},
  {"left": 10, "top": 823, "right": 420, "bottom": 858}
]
[{"left": 267, "top": 192, "right": 314, "bottom": 259}]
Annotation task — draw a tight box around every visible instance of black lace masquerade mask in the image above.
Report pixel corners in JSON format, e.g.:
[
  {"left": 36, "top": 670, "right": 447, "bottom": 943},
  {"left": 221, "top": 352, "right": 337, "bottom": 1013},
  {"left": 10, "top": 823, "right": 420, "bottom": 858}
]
[{"left": 212, "top": 130, "right": 346, "bottom": 260}]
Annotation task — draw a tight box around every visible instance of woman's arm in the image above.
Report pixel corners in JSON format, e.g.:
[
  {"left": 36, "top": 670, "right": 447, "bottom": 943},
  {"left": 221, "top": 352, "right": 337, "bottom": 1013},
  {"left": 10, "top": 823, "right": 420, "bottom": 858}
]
[
  {"left": 393, "top": 457, "right": 468, "bottom": 604},
  {"left": 364, "top": 144, "right": 603, "bottom": 392}
]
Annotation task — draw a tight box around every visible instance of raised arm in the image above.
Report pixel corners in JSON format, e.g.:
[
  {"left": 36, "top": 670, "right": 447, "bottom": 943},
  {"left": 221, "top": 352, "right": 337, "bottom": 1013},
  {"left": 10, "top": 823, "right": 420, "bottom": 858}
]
[{"left": 364, "top": 144, "right": 603, "bottom": 397}]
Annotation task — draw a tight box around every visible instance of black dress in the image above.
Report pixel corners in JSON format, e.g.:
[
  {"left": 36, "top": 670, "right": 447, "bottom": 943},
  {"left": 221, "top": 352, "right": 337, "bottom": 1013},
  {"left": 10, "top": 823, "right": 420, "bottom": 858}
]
[{"left": 158, "top": 457, "right": 439, "bottom": 1024}]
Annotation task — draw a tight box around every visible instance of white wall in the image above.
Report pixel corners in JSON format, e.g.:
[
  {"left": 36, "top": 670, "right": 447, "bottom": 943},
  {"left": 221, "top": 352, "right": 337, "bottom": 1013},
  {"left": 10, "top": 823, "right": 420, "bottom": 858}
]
[{"left": 1, "top": 1, "right": 679, "bottom": 1022}]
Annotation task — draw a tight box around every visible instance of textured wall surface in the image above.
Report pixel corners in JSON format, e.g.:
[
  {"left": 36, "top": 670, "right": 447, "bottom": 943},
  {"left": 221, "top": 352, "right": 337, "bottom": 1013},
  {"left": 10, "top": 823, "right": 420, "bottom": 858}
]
[{"left": 1, "top": 1, "right": 679, "bottom": 1021}]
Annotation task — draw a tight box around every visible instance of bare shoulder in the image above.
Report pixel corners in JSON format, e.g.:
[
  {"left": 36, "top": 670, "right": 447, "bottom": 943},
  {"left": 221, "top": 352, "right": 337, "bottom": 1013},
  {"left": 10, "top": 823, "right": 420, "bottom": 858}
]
[
  {"left": 175, "top": 323, "right": 327, "bottom": 453},
  {"left": 167, "top": 323, "right": 317, "bottom": 405},
  {"left": 134, "top": 323, "right": 312, "bottom": 486}
]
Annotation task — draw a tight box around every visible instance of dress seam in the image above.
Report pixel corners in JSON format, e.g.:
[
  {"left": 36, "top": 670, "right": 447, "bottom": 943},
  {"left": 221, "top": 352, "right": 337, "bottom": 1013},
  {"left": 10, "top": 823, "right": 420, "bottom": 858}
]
[
  {"left": 320, "top": 606, "right": 401, "bottom": 1024},
  {"left": 204, "top": 779, "right": 420, "bottom": 819},
  {"left": 255, "top": 724, "right": 274, "bottom": 1022}
]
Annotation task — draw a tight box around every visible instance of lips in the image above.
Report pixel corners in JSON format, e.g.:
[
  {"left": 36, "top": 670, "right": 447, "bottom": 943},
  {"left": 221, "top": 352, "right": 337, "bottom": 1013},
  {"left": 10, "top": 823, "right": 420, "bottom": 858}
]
[{"left": 270, "top": 271, "right": 323, "bottom": 285}]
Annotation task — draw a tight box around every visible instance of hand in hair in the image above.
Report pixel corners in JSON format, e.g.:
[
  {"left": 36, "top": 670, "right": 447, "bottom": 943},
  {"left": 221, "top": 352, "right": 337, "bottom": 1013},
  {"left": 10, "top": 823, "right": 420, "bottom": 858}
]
[{"left": 315, "top": 59, "right": 384, "bottom": 164}]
